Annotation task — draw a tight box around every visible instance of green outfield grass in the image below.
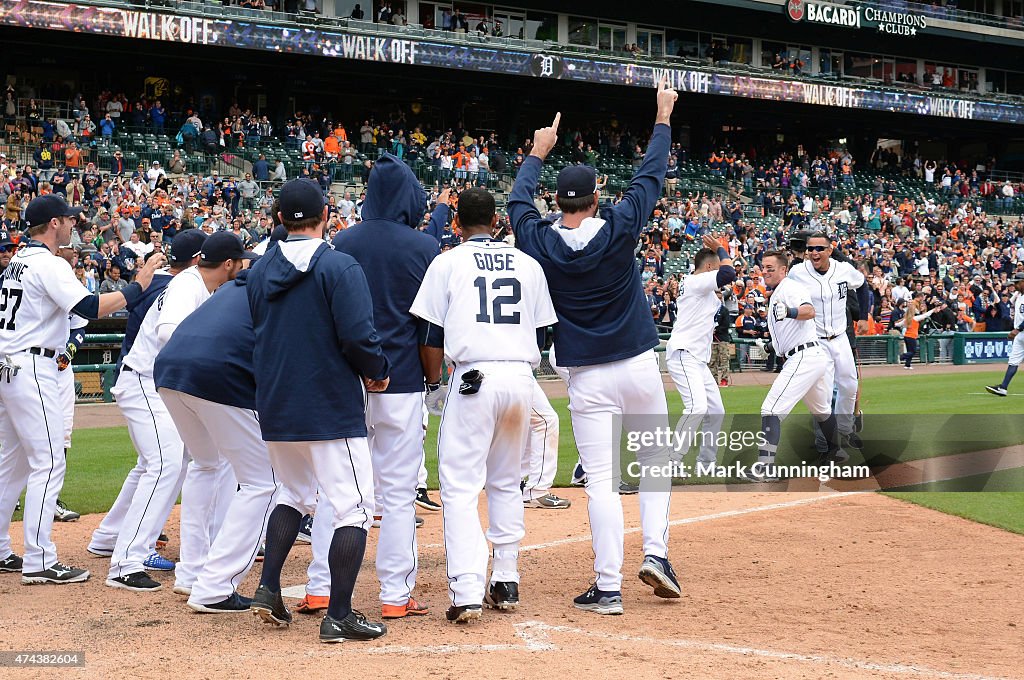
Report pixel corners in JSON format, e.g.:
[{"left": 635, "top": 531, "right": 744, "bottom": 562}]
[{"left": 14, "top": 369, "right": 1023, "bottom": 535}]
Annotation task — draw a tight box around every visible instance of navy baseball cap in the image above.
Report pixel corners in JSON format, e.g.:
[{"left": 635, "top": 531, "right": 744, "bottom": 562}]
[
  {"left": 169, "top": 229, "right": 207, "bottom": 264},
  {"left": 268, "top": 224, "right": 289, "bottom": 245},
  {"left": 556, "top": 165, "right": 597, "bottom": 199},
  {"left": 0, "top": 229, "right": 13, "bottom": 249},
  {"left": 200, "top": 231, "right": 255, "bottom": 263},
  {"left": 24, "top": 194, "right": 83, "bottom": 228},
  {"left": 278, "top": 178, "right": 325, "bottom": 221}
]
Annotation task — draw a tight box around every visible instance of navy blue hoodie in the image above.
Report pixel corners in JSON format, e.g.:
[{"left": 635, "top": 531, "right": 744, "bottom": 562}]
[
  {"left": 154, "top": 269, "right": 256, "bottom": 411},
  {"left": 507, "top": 123, "right": 670, "bottom": 367},
  {"left": 247, "top": 237, "right": 389, "bottom": 441},
  {"left": 332, "top": 154, "right": 440, "bottom": 393}
]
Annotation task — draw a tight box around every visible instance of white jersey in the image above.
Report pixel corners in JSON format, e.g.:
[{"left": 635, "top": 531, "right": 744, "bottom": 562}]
[
  {"left": 1013, "top": 292, "right": 1024, "bottom": 330},
  {"left": 768, "top": 277, "right": 817, "bottom": 356},
  {"left": 123, "top": 267, "right": 210, "bottom": 375},
  {"left": 410, "top": 238, "right": 557, "bottom": 367},
  {"left": 787, "top": 259, "right": 864, "bottom": 338},
  {"left": 666, "top": 270, "right": 720, "bottom": 362},
  {"left": 0, "top": 244, "right": 90, "bottom": 355}
]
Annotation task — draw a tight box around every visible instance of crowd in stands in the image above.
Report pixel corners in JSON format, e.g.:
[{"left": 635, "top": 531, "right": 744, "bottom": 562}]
[{"left": 3, "top": 83, "right": 1023, "bottom": 352}]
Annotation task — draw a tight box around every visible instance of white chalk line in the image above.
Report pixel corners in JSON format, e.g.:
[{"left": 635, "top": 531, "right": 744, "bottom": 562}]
[{"left": 358, "top": 620, "right": 1008, "bottom": 679}]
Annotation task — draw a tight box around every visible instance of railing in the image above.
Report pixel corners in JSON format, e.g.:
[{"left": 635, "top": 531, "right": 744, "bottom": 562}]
[{"left": 846, "top": 0, "right": 1024, "bottom": 31}]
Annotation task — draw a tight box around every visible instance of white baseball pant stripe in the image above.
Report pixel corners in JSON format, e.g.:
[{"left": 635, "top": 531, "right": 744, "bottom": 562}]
[
  {"left": 761, "top": 346, "right": 834, "bottom": 418},
  {"left": 820, "top": 333, "right": 857, "bottom": 433},
  {"left": 103, "top": 370, "right": 185, "bottom": 580},
  {"left": 269, "top": 437, "right": 374, "bottom": 533},
  {"left": 521, "top": 380, "right": 559, "bottom": 501},
  {"left": 0, "top": 353, "right": 66, "bottom": 572},
  {"left": 565, "top": 349, "right": 672, "bottom": 592},
  {"left": 160, "top": 389, "right": 278, "bottom": 606},
  {"left": 366, "top": 391, "right": 423, "bottom": 606},
  {"left": 666, "top": 349, "right": 724, "bottom": 466},
  {"left": 439, "top": 362, "right": 531, "bottom": 607},
  {"left": 59, "top": 365, "right": 74, "bottom": 450}
]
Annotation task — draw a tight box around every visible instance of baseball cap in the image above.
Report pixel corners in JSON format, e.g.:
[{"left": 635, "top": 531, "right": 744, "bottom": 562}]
[
  {"left": 200, "top": 231, "right": 255, "bottom": 263},
  {"left": 24, "top": 194, "right": 83, "bottom": 228},
  {"left": 278, "top": 178, "right": 325, "bottom": 221},
  {"left": 169, "top": 229, "right": 207, "bottom": 264},
  {"left": 0, "top": 229, "right": 14, "bottom": 249},
  {"left": 268, "top": 224, "right": 289, "bottom": 245},
  {"left": 556, "top": 165, "right": 597, "bottom": 199}
]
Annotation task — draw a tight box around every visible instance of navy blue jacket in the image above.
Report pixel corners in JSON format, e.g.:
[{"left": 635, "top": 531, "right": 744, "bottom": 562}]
[
  {"left": 154, "top": 270, "right": 256, "bottom": 411},
  {"left": 332, "top": 154, "right": 440, "bottom": 393},
  {"left": 507, "top": 123, "right": 670, "bottom": 367},
  {"left": 247, "top": 238, "right": 389, "bottom": 441},
  {"left": 117, "top": 271, "right": 171, "bottom": 369}
]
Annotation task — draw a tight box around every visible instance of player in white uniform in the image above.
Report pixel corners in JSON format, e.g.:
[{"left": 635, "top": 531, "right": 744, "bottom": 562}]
[
  {"left": 665, "top": 235, "right": 736, "bottom": 470},
  {"left": 92, "top": 231, "right": 245, "bottom": 592},
  {"left": 520, "top": 382, "right": 570, "bottom": 508},
  {"left": 746, "top": 251, "right": 842, "bottom": 482},
  {"left": 412, "top": 187, "right": 558, "bottom": 623},
  {"left": 0, "top": 194, "right": 164, "bottom": 584},
  {"left": 787, "top": 233, "right": 867, "bottom": 445},
  {"left": 986, "top": 277, "right": 1024, "bottom": 397},
  {"left": 158, "top": 233, "right": 253, "bottom": 596}
]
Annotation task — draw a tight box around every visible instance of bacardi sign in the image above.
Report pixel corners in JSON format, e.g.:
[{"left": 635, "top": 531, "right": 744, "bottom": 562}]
[{"left": 786, "top": 1, "right": 926, "bottom": 36}]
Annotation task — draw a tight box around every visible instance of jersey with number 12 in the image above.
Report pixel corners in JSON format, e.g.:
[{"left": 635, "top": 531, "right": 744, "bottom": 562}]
[
  {"left": 410, "top": 239, "right": 557, "bottom": 367},
  {"left": 0, "top": 245, "right": 91, "bottom": 355}
]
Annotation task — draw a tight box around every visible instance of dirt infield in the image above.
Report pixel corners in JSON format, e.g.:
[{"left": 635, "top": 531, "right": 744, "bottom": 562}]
[{"left": 1, "top": 490, "right": 1020, "bottom": 679}]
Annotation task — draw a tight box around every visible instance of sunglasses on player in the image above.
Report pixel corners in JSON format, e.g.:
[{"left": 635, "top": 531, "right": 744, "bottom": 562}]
[{"left": 805, "top": 245, "right": 829, "bottom": 252}]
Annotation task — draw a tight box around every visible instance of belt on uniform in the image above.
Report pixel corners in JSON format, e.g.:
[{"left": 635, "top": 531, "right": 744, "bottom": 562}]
[
  {"left": 819, "top": 334, "right": 841, "bottom": 341},
  {"left": 26, "top": 347, "right": 57, "bottom": 358},
  {"left": 785, "top": 341, "right": 818, "bottom": 358}
]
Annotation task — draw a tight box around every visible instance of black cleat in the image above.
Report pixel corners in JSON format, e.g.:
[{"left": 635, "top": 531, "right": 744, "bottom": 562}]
[
  {"left": 415, "top": 488, "right": 441, "bottom": 511},
  {"left": 105, "top": 571, "right": 160, "bottom": 591},
  {"left": 250, "top": 584, "right": 292, "bottom": 626},
  {"left": 445, "top": 604, "right": 482, "bottom": 623},
  {"left": 319, "top": 610, "right": 387, "bottom": 642},
  {"left": 484, "top": 581, "right": 519, "bottom": 611},
  {"left": 22, "top": 562, "right": 90, "bottom": 585},
  {"left": 0, "top": 553, "right": 24, "bottom": 573}
]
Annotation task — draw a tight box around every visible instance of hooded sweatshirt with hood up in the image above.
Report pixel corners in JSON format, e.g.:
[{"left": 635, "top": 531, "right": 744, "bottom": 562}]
[
  {"left": 247, "top": 236, "right": 389, "bottom": 441},
  {"left": 332, "top": 153, "right": 441, "bottom": 393},
  {"left": 507, "top": 124, "right": 669, "bottom": 367}
]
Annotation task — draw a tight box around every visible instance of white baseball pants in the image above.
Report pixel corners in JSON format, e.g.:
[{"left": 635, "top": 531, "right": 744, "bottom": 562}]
[
  {"left": 1008, "top": 334, "right": 1024, "bottom": 365},
  {"left": 521, "top": 380, "right": 560, "bottom": 501},
  {"left": 0, "top": 352, "right": 67, "bottom": 573},
  {"left": 439, "top": 361, "right": 532, "bottom": 607},
  {"left": 102, "top": 369, "right": 185, "bottom": 580},
  {"left": 160, "top": 389, "right": 278, "bottom": 606},
  {"left": 820, "top": 334, "right": 857, "bottom": 433},
  {"left": 565, "top": 349, "right": 672, "bottom": 592},
  {"left": 666, "top": 349, "right": 724, "bottom": 466},
  {"left": 761, "top": 345, "right": 835, "bottom": 418},
  {"left": 269, "top": 438, "right": 374, "bottom": 533},
  {"left": 175, "top": 450, "right": 237, "bottom": 591},
  {"left": 305, "top": 491, "right": 333, "bottom": 598},
  {"left": 366, "top": 391, "right": 423, "bottom": 607},
  {"left": 59, "top": 365, "right": 75, "bottom": 450}
]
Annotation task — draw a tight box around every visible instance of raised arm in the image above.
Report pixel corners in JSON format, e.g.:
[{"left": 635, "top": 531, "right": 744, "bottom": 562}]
[
  {"left": 508, "top": 112, "right": 560, "bottom": 235},
  {"left": 612, "top": 78, "right": 677, "bottom": 238}
]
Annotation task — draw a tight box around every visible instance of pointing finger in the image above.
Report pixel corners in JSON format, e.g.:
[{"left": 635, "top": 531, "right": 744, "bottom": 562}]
[
  {"left": 552, "top": 112, "right": 561, "bottom": 130},
  {"left": 659, "top": 75, "right": 668, "bottom": 91}
]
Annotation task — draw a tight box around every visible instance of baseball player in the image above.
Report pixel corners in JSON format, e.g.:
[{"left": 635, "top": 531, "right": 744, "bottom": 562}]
[
  {"left": 412, "top": 187, "right": 558, "bottom": 623},
  {"left": 666, "top": 234, "right": 736, "bottom": 471},
  {"left": 247, "top": 178, "right": 389, "bottom": 643},
  {"left": 331, "top": 153, "right": 439, "bottom": 619},
  {"left": 787, "top": 232, "right": 868, "bottom": 449},
  {"left": 521, "top": 382, "right": 569, "bottom": 508},
  {"left": 986, "top": 277, "right": 1024, "bottom": 396},
  {"left": 90, "top": 232, "right": 207, "bottom": 561},
  {"left": 93, "top": 231, "right": 248, "bottom": 593},
  {"left": 507, "top": 81, "right": 681, "bottom": 615},
  {"left": 155, "top": 262, "right": 277, "bottom": 613},
  {"left": 746, "top": 251, "right": 842, "bottom": 482},
  {"left": 0, "top": 194, "right": 164, "bottom": 585}
]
